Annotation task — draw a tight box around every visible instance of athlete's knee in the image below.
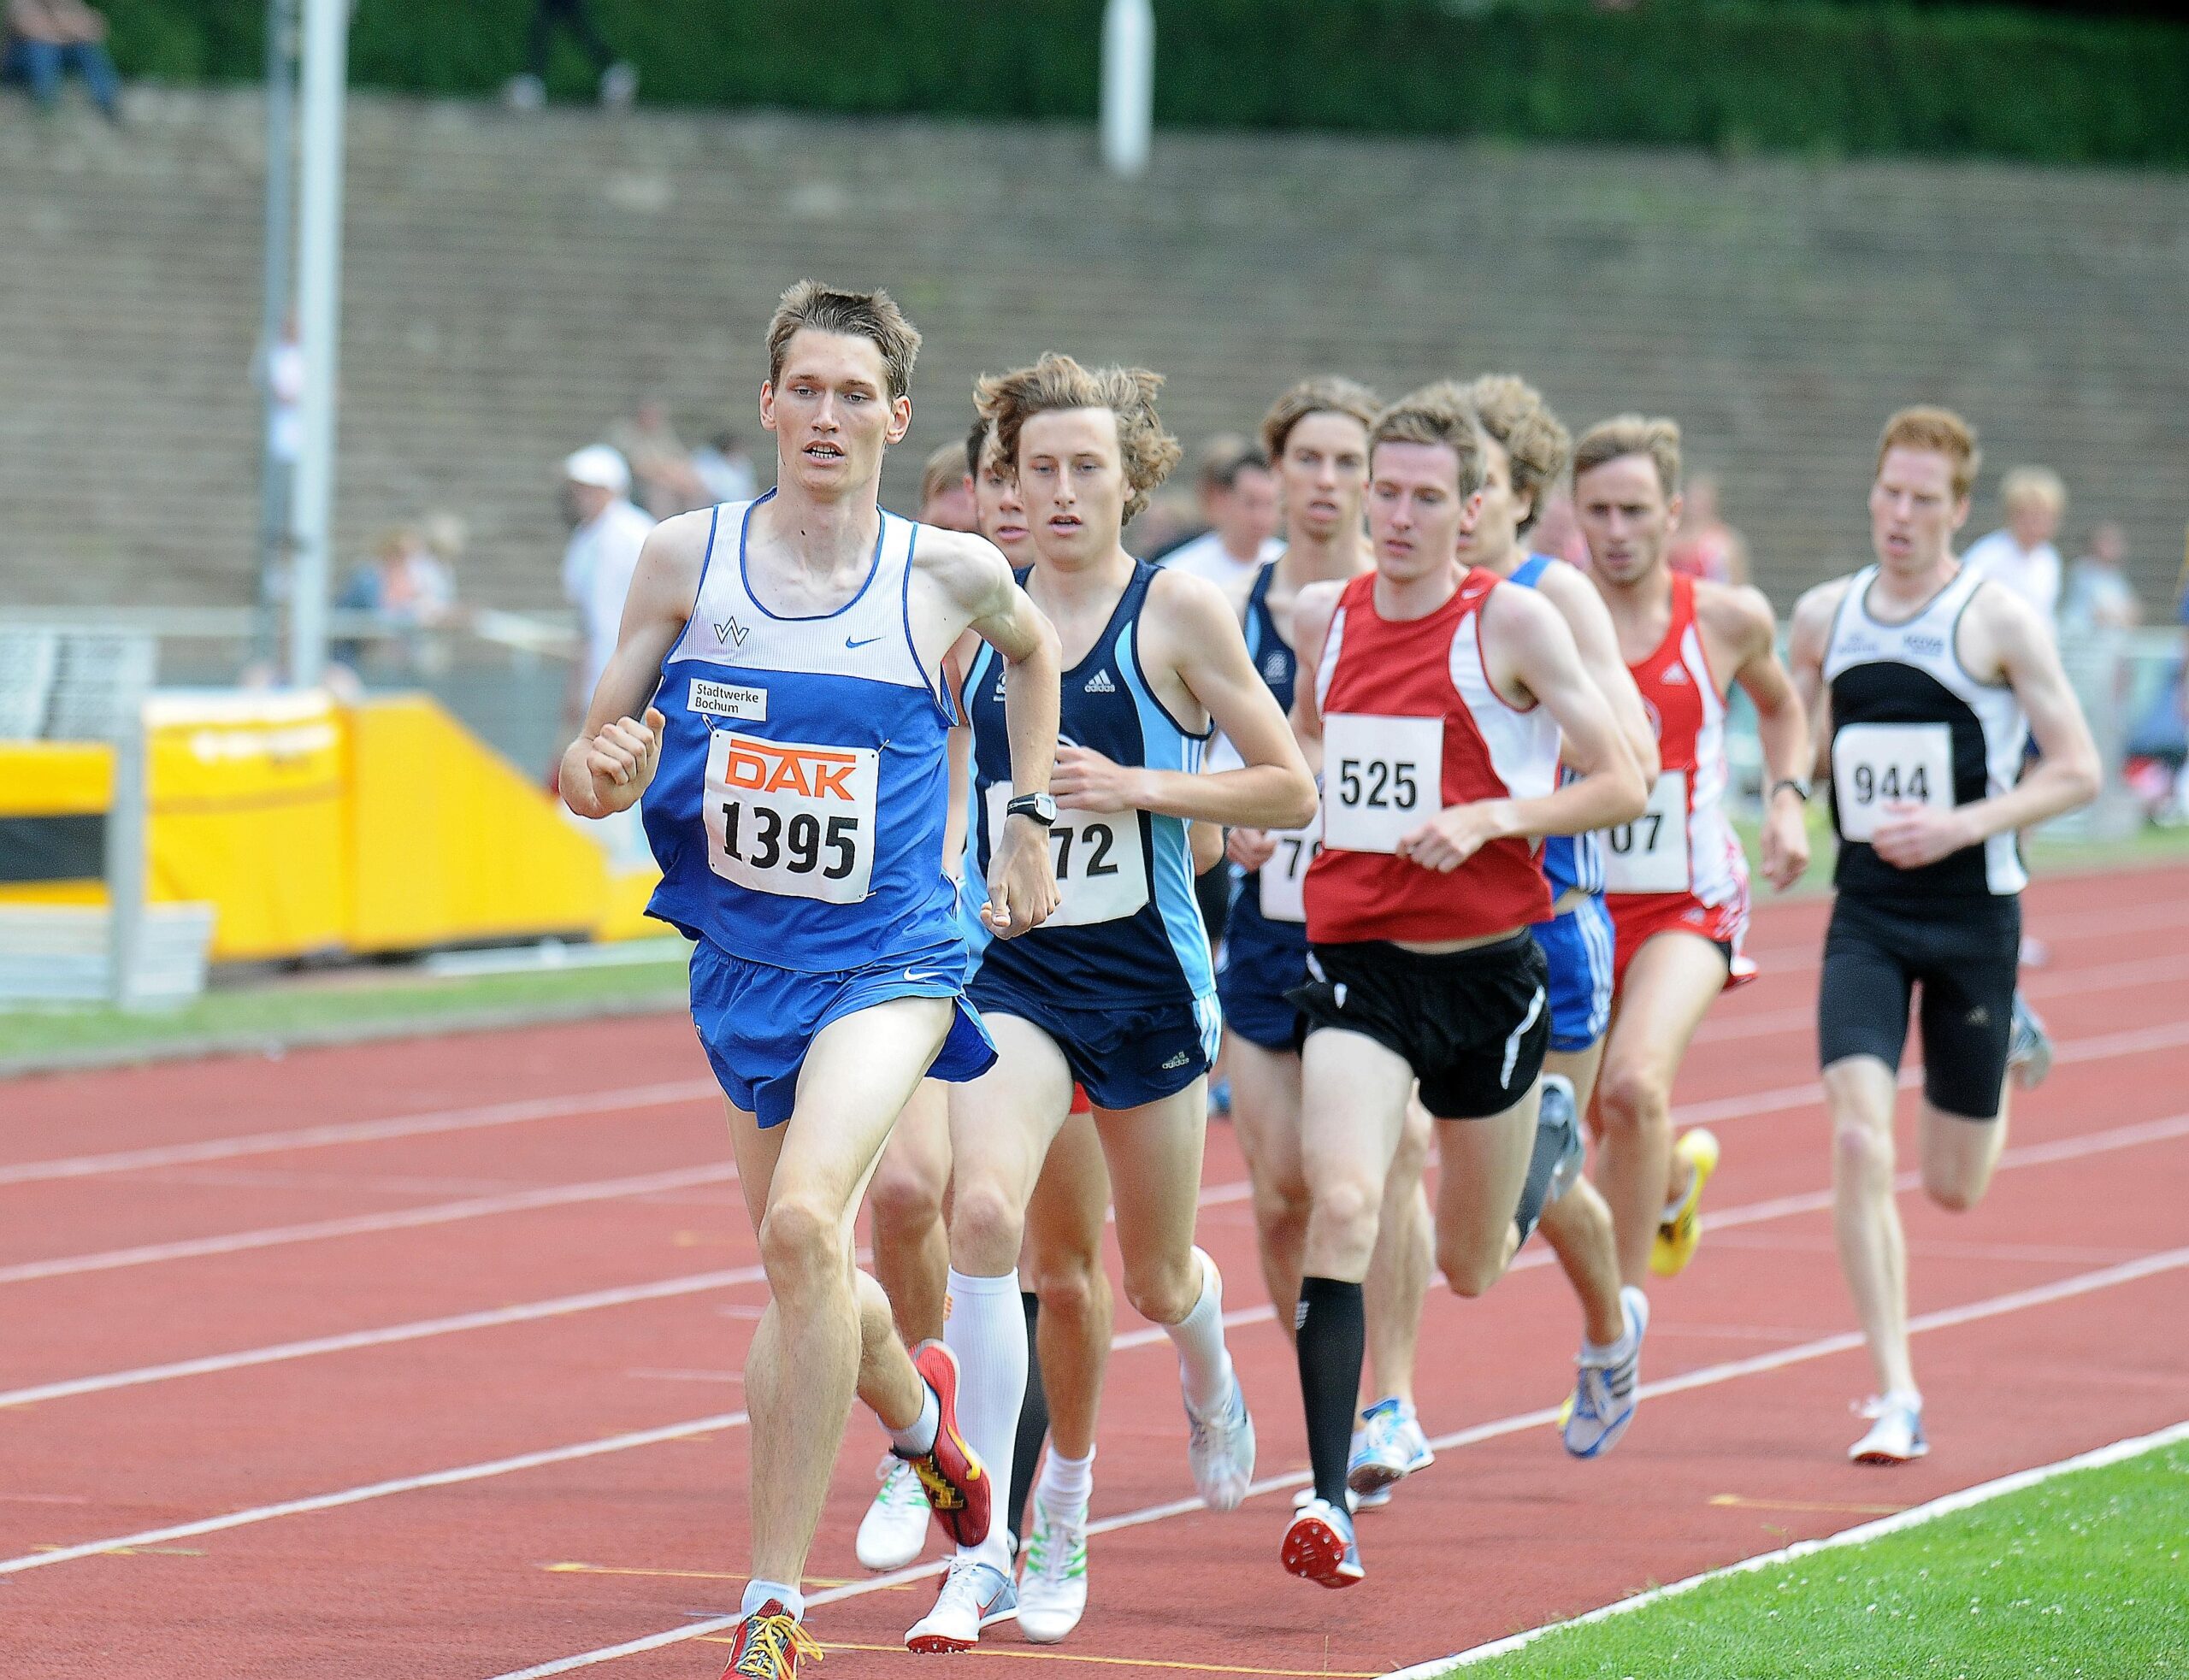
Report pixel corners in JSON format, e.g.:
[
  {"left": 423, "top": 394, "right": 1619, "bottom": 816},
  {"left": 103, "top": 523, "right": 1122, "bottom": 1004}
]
[
  {"left": 1251, "top": 1171, "right": 1312, "bottom": 1241},
  {"left": 1390, "top": 1104, "right": 1433, "bottom": 1180},
  {"left": 946, "top": 1176, "right": 1027, "bottom": 1273},
  {"left": 1923, "top": 1170, "right": 1981, "bottom": 1213},
  {"left": 1120, "top": 1249, "right": 1201, "bottom": 1328},
  {"left": 1596, "top": 1059, "right": 1669, "bottom": 1134},
  {"left": 758, "top": 1194, "right": 847, "bottom": 1294},
  {"left": 1832, "top": 1116, "right": 1895, "bottom": 1190},
  {"left": 868, "top": 1157, "right": 945, "bottom": 1238},
  {"left": 1437, "top": 1229, "right": 1504, "bottom": 1299},
  {"left": 1032, "top": 1244, "right": 1106, "bottom": 1325},
  {"left": 1307, "top": 1172, "right": 1383, "bottom": 1270}
]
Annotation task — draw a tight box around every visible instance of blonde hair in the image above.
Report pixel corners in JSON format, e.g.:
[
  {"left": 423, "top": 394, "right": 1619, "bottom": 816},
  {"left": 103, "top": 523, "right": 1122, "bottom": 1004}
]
[
  {"left": 977, "top": 353, "right": 1182, "bottom": 522},
  {"left": 765, "top": 280, "right": 923, "bottom": 401},
  {"left": 1370, "top": 384, "right": 1489, "bottom": 497},
  {"left": 1458, "top": 374, "right": 1571, "bottom": 533},
  {"left": 1572, "top": 415, "right": 1683, "bottom": 501},
  {"left": 1873, "top": 406, "right": 1980, "bottom": 502},
  {"left": 918, "top": 442, "right": 965, "bottom": 511},
  {"left": 2001, "top": 464, "right": 2066, "bottom": 516},
  {"left": 1260, "top": 377, "right": 1382, "bottom": 465}
]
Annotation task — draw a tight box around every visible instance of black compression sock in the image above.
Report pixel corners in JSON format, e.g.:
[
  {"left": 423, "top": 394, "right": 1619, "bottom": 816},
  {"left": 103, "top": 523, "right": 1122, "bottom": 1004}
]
[
  {"left": 1294, "top": 1276, "right": 1366, "bottom": 1512},
  {"left": 1008, "top": 1290, "right": 1048, "bottom": 1547}
]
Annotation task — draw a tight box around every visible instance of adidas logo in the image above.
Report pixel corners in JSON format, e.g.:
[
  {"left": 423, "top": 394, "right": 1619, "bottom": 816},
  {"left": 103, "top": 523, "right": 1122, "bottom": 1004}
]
[
  {"left": 1160, "top": 1049, "right": 1192, "bottom": 1070},
  {"left": 1083, "top": 669, "right": 1118, "bottom": 694},
  {"left": 1661, "top": 663, "right": 1688, "bottom": 685},
  {"left": 1967, "top": 1005, "right": 1990, "bottom": 1028},
  {"left": 1262, "top": 653, "right": 1288, "bottom": 681}
]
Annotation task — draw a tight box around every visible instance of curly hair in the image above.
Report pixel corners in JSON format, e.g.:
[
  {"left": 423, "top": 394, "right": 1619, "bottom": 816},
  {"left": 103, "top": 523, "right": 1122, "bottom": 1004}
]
[
  {"left": 1572, "top": 414, "right": 1684, "bottom": 501},
  {"left": 976, "top": 353, "right": 1182, "bottom": 522},
  {"left": 1260, "top": 377, "right": 1382, "bottom": 466},
  {"left": 1370, "top": 383, "right": 1489, "bottom": 498},
  {"left": 1457, "top": 374, "right": 1570, "bottom": 534}
]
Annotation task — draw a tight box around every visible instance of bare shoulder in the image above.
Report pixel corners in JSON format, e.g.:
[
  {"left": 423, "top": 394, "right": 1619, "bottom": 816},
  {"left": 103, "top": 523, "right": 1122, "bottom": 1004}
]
[
  {"left": 1787, "top": 574, "right": 1854, "bottom": 654},
  {"left": 1484, "top": 572, "right": 1569, "bottom": 644},
  {"left": 1697, "top": 580, "right": 1779, "bottom": 651},
  {"left": 1291, "top": 576, "right": 1347, "bottom": 652},
  {"left": 1537, "top": 561, "right": 1616, "bottom": 631},
  {"left": 632, "top": 510, "right": 713, "bottom": 599},
  {"left": 1964, "top": 575, "right": 2052, "bottom": 675},
  {"left": 912, "top": 524, "right": 1016, "bottom": 612},
  {"left": 1147, "top": 564, "right": 1237, "bottom": 638}
]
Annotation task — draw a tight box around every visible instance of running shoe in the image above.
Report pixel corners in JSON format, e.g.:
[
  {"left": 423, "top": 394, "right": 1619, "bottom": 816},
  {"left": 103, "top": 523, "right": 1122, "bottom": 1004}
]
[
  {"left": 1185, "top": 1371, "right": 1257, "bottom": 1511},
  {"left": 1346, "top": 1398, "right": 1435, "bottom": 1502},
  {"left": 1294, "top": 1483, "right": 1360, "bottom": 1515},
  {"left": 1543, "top": 1075, "right": 1588, "bottom": 1206},
  {"left": 1209, "top": 1076, "right": 1233, "bottom": 1119},
  {"left": 896, "top": 1341, "right": 991, "bottom": 1549},
  {"left": 1850, "top": 1393, "right": 1928, "bottom": 1465},
  {"left": 855, "top": 1453, "right": 932, "bottom": 1571},
  {"left": 722, "top": 1601, "right": 822, "bottom": 1680},
  {"left": 1281, "top": 1496, "right": 1364, "bottom": 1589},
  {"left": 1562, "top": 1286, "right": 1649, "bottom": 1459},
  {"left": 905, "top": 1556, "right": 1018, "bottom": 1653},
  {"left": 2008, "top": 993, "right": 2053, "bottom": 1089},
  {"left": 1015, "top": 1496, "right": 1089, "bottom": 1643},
  {"left": 1651, "top": 1127, "right": 1722, "bottom": 1277}
]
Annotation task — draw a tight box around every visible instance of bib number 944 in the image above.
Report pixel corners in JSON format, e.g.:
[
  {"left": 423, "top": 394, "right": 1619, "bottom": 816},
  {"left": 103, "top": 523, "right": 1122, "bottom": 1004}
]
[{"left": 1832, "top": 722, "right": 1953, "bottom": 844}]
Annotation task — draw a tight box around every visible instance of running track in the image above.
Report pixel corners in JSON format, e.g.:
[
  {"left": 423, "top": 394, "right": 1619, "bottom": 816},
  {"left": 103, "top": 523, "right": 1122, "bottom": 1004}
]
[{"left": 3, "top": 867, "right": 2186, "bottom": 1678}]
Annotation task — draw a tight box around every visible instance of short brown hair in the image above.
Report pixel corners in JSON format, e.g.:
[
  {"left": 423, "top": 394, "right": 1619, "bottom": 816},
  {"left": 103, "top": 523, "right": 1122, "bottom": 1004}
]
[
  {"left": 1260, "top": 377, "right": 1382, "bottom": 465},
  {"left": 1458, "top": 374, "right": 1571, "bottom": 534},
  {"left": 977, "top": 353, "right": 1183, "bottom": 522},
  {"left": 1572, "top": 415, "right": 1683, "bottom": 500},
  {"left": 1370, "top": 384, "right": 1489, "bottom": 498},
  {"left": 1874, "top": 405, "right": 1980, "bottom": 501},
  {"left": 918, "top": 442, "right": 965, "bottom": 511},
  {"left": 1193, "top": 433, "right": 1269, "bottom": 498},
  {"left": 765, "top": 280, "right": 923, "bottom": 401}
]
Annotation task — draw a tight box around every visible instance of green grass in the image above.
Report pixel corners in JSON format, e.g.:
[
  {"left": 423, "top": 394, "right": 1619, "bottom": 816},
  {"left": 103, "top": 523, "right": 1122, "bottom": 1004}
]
[
  {"left": 0, "top": 950, "right": 690, "bottom": 1067},
  {"left": 1452, "top": 1437, "right": 2189, "bottom": 1679}
]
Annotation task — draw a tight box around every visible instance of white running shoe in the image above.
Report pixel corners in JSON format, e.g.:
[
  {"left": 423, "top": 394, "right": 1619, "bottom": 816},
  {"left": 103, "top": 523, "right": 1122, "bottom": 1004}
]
[
  {"left": 1563, "top": 1286, "right": 1649, "bottom": 1459},
  {"left": 1185, "top": 1371, "right": 1257, "bottom": 1511},
  {"left": 2008, "top": 993, "right": 2054, "bottom": 1089},
  {"left": 905, "top": 1556, "right": 1018, "bottom": 1653},
  {"left": 855, "top": 1453, "right": 932, "bottom": 1571},
  {"left": 1281, "top": 1496, "right": 1364, "bottom": 1589},
  {"left": 1015, "top": 1497, "right": 1089, "bottom": 1643},
  {"left": 1850, "top": 1394, "right": 1928, "bottom": 1465},
  {"left": 1346, "top": 1398, "right": 1435, "bottom": 1506}
]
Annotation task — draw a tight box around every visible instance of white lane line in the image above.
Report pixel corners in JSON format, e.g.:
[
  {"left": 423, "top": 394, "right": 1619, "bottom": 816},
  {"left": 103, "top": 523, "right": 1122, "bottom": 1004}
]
[
  {"left": 0, "top": 1080, "right": 720, "bottom": 1188},
  {"left": 1395, "top": 1417, "right": 2189, "bottom": 1676},
  {"left": 0, "top": 1161, "right": 739, "bottom": 1288},
  {"left": 478, "top": 1243, "right": 2189, "bottom": 1678}
]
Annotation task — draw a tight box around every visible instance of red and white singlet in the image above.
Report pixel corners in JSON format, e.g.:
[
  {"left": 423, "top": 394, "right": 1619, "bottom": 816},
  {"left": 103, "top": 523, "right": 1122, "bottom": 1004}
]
[
  {"left": 1602, "top": 571, "right": 1752, "bottom": 987},
  {"left": 1303, "top": 568, "right": 1557, "bottom": 945}
]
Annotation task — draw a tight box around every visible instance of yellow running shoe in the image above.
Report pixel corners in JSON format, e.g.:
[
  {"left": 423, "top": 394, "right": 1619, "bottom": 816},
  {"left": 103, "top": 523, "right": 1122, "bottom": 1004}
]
[{"left": 1650, "top": 1128, "right": 1720, "bottom": 1277}]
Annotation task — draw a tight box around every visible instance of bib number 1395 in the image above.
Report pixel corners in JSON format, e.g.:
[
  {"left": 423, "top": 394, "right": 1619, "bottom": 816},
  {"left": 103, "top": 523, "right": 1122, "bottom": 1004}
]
[
  {"left": 705, "top": 730, "right": 877, "bottom": 904},
  {"left": 1320, "top": 713, "right": 1443, "bottom": 855}
]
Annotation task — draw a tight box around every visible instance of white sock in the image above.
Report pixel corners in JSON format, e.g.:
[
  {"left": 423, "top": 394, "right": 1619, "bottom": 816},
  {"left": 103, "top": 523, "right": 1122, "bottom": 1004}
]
[
  {"left": 885, "top": 1381, "right": 940, "bottom": 1459},
  {"left": 1163, "top": 1247, "right": 1235, "bottom": 1417},
  {"left": 742, "top": 1578, "right": 805, "bottom": 1619},
  {"left": 943, "top": 1265, "right": 1026, "bottom": 1573},
  {"left": 1036, "top": 1446, "right": 1094, "bottom": 1514}
]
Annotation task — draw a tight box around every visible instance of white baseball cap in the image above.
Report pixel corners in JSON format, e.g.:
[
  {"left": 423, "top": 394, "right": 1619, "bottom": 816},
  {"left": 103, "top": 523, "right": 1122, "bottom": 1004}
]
[{"left": 563, "top": 444, "right": 630, "bottom": 494}]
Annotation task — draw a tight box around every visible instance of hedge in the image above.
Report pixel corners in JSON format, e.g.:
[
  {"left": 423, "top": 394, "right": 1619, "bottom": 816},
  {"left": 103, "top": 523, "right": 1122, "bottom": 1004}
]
[{"left": 95, "top": 0, "right": 2189, "bottom": 168}]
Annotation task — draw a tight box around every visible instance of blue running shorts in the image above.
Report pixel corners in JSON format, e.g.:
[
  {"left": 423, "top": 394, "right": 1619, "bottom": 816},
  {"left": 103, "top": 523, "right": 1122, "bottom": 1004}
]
[
  {"left": 687, "top": 934, "right": 997, "bottom": 1129},
  {"left": 1533, "top": 894, "right": 1614, "bottom": 1053},
  {"left": 1217, "top": 907, "right": 1309, "bottom": 1053},
  {"left": 966, "top": 971, "right": 1222, "bottom": 1111}
]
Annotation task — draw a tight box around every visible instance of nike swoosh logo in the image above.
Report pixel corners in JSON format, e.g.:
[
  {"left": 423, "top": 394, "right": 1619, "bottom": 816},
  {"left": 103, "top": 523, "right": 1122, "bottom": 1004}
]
[
  {"left": 904, "top": 970, "right": 944, "bottom": 984},
  {"left": 847, "top": 634, "right": 885, "bottom": 649}
]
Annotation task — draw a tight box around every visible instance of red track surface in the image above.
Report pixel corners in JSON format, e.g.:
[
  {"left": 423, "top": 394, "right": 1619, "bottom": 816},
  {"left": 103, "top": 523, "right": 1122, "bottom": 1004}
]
[{"left": 3, "top": 868, "right": 2186, "bottom": 1679}]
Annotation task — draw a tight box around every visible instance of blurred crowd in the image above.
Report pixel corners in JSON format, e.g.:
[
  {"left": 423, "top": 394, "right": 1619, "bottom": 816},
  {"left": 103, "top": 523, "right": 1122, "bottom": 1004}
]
[{"left": 3, "top": 0, "right": 118, "bottom": 117}]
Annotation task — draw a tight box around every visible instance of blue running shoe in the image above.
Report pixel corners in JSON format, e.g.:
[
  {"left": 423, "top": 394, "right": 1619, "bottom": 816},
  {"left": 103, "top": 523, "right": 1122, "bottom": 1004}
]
[{"left": 1562, "top": 1286, "right": 1649, "bottom": 1459}]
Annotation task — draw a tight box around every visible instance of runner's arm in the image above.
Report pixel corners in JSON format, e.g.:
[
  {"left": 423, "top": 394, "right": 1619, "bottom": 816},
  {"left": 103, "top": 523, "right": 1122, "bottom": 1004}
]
[
  {"left": 1286, "top": 581, "right": 1345, "bottom": 777},
  {"left": 1784, "top": 580, "right": 1844, "bottom": 784},
  {"left": 1714, "top": 584, "right": 1812, "bottom": 891},
  {"left": 1539, "top": 563, "right": 1659, "bottom": 781}
]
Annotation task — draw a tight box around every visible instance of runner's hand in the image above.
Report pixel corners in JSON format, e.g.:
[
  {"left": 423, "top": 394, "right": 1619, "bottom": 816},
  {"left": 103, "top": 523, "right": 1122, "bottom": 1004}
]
[
  {"left": 1226, "top": 826, "right": 1277, "bottom": 870},
  {"left": 562, "top": 708, "right": 664, "bottom": 818},
  {"left": 1396, "top": 799, "right": 1513, "bottom": 873},
  {"left": 1869, "top": 802, "right": 1973, "bottom": 870},
  {"left": 1052, "top": 743, "right": 1144, "bottom": 812},
  {"left": 982, "top": 812, "right": 1061, "bottom": 937},
  {"left": 1760, "top": 791, "right": 1811, "bottom": 891}
]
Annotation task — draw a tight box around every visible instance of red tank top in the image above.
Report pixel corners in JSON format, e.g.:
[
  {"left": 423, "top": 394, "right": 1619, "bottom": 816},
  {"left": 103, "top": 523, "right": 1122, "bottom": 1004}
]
[{"left": 1303, "top": 568, "right": 1559, "bottom": 944}]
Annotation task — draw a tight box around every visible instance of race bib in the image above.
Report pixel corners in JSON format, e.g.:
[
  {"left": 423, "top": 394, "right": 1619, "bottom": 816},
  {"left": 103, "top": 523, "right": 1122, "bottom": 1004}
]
[
  {"left": 1602, "top": 770, "right": 1690, "bottom": 893},
  {"left": 985, "top": 783, "right": 1148, "bottom": 927},
  {"left": 1257, "top": 811, "right": 1321, "bottom": 923},
  {"left": 705, "top": 730, "right": 877, "bottom": 903},
  {"left": 1832, "top": 722, "right": 1953, "bottom": 842},
  {"left": 1321, "top": 713, "right": 1443, "bottom": 855}
]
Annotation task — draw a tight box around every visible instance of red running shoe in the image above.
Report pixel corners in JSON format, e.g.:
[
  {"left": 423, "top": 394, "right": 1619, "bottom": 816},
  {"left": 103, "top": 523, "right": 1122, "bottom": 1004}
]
[
  {"left": 721, "top": 1601, "right": 822, "bottom": 1679},
  {"left": 897, "top": 1340, "right": 991, "bottom": 1549}
]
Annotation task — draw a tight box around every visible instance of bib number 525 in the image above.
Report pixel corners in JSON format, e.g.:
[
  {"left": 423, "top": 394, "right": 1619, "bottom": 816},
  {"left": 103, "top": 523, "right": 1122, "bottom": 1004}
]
[{"left": 1321, "top": 713, "right": 1444, "bottom": 855}]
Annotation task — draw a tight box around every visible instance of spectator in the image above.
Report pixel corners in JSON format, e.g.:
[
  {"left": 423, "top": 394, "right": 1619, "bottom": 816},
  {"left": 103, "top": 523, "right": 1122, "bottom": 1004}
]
[
  {"left": 1127, "top": 487, "right": 1201, "bottom": 561},
  {"left": 690, "top": 428, "right": 757, "bottom": 505},
  {"left": 3, "top": 0, "right": 118, "bottom": 117},
  {"left": 917, "top": 441, "right": 977, "bottom": 532},
  {"left": 1158, "top": 434, "right": 1282, "bottom": 605},
  {"left": 333, "top": 526, "right": 457, "bottom": 681},
  {"left": 608, "top": 395, "right": 707, "bottom": 520},
  {"left": 1667, "top": 470, "right": 1750, "bottom": 584},
  {"left": 502, "top": 0, "right": 637, "bottom": 110},
  {"left": 2062, "top": 521, "right": 2140, "bottom": 634},
  {"left": 1961, "top": 464, "right": 2066, "bottom": 622},
  {"left": 559, "top": 445, "right": 655, "bottom": 734}
]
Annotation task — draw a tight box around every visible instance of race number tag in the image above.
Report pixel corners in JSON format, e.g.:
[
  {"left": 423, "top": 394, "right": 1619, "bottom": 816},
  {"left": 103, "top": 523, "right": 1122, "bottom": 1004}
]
[
  {"left": 1832, "top": 722, "right": 1953, "bottom": 842},
  {"left": 1321, "top": 714, "right": 1443, "bottom": 855},
  {"left": 1258, "top": 811, "right": 1321, "bottom": 923},
  {"left": 1602, "top": 771, "right": 1690, "bottom": 893},
  {"left": 705, "top": 731, "right": 877, "bottom": 903},
  {"left": 985, "top": 784, "right": 1148, "bottom": 927}
]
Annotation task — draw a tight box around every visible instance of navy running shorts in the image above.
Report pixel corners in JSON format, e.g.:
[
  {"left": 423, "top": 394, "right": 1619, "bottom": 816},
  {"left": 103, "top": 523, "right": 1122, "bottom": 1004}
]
[{"left": 966, "top": 971, "right": 1223, "bottom": 1111}]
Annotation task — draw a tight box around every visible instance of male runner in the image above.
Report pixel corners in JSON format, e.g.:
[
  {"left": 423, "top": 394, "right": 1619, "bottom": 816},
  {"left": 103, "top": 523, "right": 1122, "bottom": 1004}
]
[
  {"left": 1282, "top": 388, "right": 1647, "bottom": 1585},
  {"left": 1571, "top": 416, "right": 1811, "bottom": 1288},
  {"left": 907, "top": 353, "right": 1317, "bottom": 1650},
  {"left": 1787, "top": 407, "right": 2096, "bottom": 1463},
  {"left": 561, "top": 281, "right": 1062, "bottom": 1680}
]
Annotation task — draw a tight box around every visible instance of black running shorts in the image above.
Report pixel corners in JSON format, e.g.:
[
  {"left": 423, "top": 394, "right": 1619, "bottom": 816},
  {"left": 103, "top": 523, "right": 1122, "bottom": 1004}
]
[
  {"left": 1817, "top": 891, "right": 2021, "bottom": 1121},
  {"left": 1289, "top": 933, "right": 1550, "bottom": 1120}
]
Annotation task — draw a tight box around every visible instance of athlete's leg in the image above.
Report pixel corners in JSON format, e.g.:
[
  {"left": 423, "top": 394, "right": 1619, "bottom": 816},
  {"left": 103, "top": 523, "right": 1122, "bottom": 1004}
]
[
  {"left": 1826, "top": 1053, "right": 1915, "bottom": 1400},
  {"left": 1548, "top": 1039, "right": 1608, "bottom": 1120},
  {"left": 1919, "top": 1097, "right": 2009, "bottom": 1211},
  {"left": 1911, "top": 926, "right": 2017, "bottom": 1212},
  {"left": 1431, "top": 1085, "right": 1539, "bottom": 1298},
  {"left": 1592, "top": 933, "right": 1729, "bottom": 1284},
  {"left": 1227, "top": 1034, "right": 1308, "bottom": 1335},
  {"left": 733, "top": 995, "right": 953, "bottom": 1590},
  {"left": 1024, "top": 1109, "right": 1115, "bottom": 1462},
  {"left": 868, "top": 1081, "right": 951, "bottom": 1344},
  {"left": 1362, "top": 1097, "right": 1432, "bottom": 1408}
]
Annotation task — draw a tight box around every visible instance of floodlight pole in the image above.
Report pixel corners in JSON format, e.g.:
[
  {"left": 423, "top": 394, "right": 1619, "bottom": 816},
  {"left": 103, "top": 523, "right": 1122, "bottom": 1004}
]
[
  {"left": 1100, "top": 0, "right": 1154, "bottom": 179},
  {"left": 253, "top": 0, "right": 299, "bottom": 670},
  {"left": 286, "top": 0, "right": 350, "bottom": 689}
]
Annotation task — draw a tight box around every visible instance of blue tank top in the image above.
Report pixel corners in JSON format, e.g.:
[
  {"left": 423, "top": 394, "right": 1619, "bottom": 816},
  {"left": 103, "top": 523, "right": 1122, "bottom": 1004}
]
[
  {"left": 642, "top": 495, "right": 963, "bottom": 970},
  {"left": 1226, "top": 559, "right": 1309, "bottom": 945},
  {"left": 961, "top": 559, "right": 1214, "bottom": 1005},
  {"left": 1509, "top": 552, "right": 1605, "bottom": 900}
]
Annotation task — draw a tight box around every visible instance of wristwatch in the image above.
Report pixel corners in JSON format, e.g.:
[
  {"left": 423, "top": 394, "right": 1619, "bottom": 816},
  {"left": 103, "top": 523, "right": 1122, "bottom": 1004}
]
[
  {"left": 1770, "top": 778, "right": 1811, "bottom": 804},
  {"left": 1005, "top": 792, "right": 1058, "bottom": 828}
]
